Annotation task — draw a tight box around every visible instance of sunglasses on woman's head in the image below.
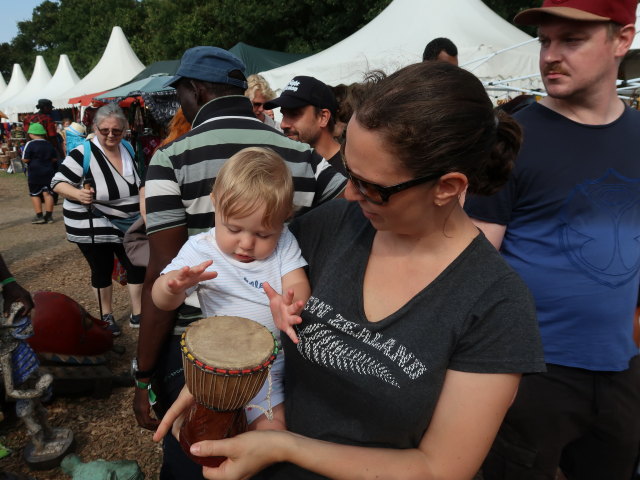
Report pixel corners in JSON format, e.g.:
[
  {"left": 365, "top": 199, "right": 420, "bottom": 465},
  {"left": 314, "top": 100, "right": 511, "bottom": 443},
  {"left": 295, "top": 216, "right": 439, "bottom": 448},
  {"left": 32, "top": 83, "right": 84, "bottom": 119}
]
[
  {"left": 98, "top": 128, "right": 123, "bottom": 137},
  {"left": 342, "top": 159, "right": 443, "bottom": 205}
]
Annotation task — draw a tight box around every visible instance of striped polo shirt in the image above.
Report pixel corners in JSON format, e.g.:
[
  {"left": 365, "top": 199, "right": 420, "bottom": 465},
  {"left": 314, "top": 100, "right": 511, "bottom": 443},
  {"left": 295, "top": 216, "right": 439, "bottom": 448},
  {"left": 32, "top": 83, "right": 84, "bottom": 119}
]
[
  {"left": 51, "top": 138, "right": 141, "bottom": 243},
  {"left": 144, "top": 95, "right": 346, "bottom": 236}
]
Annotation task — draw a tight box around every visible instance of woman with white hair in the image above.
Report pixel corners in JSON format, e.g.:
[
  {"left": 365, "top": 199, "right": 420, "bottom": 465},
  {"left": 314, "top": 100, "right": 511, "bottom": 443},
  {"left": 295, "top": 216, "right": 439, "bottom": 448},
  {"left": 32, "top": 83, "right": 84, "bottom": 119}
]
[
  {"left": 52, "top": 103, "right": 144, "bottom": 336},
  {"left": 245, "top": 74, "right": 279, "bottom": 129}
]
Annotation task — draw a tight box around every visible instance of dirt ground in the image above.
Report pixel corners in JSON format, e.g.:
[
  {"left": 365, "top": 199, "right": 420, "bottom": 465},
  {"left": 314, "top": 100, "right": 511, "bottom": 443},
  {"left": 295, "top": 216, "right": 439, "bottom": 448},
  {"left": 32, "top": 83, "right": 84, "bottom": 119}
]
[{"left": 0, "top": 171, "right": 162, "bottom": 478}]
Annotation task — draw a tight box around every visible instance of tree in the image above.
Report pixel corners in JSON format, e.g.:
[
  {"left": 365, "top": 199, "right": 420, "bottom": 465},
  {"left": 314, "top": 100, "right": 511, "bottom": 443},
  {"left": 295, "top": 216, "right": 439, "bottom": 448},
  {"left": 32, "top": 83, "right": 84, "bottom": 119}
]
[{"left": 483, "top": 0, "right": 537, "bottom": 35}]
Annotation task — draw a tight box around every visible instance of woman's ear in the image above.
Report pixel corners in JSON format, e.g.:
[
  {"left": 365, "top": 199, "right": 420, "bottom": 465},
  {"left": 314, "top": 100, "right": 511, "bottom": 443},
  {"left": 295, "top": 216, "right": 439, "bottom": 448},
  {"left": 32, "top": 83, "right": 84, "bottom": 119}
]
[{"left": 434, "top": 172, "right": 468, "bottom": 206}]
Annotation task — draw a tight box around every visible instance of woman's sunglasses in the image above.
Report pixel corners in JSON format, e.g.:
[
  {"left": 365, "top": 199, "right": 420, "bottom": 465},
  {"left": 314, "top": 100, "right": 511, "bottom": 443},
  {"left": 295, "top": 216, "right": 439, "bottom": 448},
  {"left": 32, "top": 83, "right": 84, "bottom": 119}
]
[
  {"left": 342, "top": 160, "right": 442, "bottom": 205},
  {"left": 98, "top": 128, "right": 123, "bottom": 137}
]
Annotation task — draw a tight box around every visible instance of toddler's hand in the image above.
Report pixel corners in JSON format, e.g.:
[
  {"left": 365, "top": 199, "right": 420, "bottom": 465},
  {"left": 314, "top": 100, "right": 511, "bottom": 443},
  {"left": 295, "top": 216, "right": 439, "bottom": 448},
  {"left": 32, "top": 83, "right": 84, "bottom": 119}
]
[
  {"left": 167, "top": 260, "right": 218, "bottom": 294},
  {"left": 263, "top": 282, "right": 303, "bottom": 344}
]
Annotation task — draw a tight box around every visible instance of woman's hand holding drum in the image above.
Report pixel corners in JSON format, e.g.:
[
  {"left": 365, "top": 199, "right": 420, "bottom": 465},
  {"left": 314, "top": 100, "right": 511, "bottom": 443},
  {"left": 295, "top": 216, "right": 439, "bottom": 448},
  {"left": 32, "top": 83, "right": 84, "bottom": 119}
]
[
  {"left": 153, "top": 371, "right": 286, "bottom": 479},
  {"left": 263, "top": 282, "right": 304, "bottom": 344},
  {"left": 189, "top": 431, "right": 287, "bottom": 480},
  {"left": 153, "top": 384, "right": 195, "bottom": 443}
]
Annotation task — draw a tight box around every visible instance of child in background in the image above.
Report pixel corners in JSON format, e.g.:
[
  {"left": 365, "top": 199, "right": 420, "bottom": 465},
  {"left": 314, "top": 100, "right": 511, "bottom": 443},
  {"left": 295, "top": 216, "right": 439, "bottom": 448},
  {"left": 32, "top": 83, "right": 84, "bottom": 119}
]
[
  {"left": 23, "top": 123, "right": 58, "bottom": 224},
  {"left": 152, "top": 146, "right": 310, "bottom": 430}
]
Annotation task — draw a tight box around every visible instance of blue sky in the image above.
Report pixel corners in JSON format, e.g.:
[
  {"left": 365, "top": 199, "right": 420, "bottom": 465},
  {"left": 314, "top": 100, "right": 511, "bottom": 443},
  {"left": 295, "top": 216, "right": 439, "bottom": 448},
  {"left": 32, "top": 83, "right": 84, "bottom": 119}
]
[{"left": 0, "top": 0, "right": 48, "bottom": 44}]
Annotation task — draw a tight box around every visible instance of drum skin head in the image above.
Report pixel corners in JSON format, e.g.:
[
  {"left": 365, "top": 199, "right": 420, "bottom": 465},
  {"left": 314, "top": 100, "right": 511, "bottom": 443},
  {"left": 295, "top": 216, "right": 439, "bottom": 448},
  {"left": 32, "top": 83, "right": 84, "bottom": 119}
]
[{"left": 184, "top": 316, "right": 275, "bottom": 370}]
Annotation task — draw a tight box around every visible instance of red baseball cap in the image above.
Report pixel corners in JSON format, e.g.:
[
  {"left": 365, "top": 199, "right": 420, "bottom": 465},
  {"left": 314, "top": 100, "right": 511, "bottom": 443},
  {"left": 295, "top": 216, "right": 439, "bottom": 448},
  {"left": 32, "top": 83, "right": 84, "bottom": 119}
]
[{"left": 514, "top": 0, "right": 638, "bottom": 26}]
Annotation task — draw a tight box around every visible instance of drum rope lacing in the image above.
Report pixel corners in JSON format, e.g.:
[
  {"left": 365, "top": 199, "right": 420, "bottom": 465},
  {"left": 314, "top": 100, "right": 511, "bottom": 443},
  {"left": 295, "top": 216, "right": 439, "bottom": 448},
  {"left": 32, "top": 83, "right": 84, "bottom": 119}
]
[{"left": 180, "top": 329, "right": 278, "bottom": 420}]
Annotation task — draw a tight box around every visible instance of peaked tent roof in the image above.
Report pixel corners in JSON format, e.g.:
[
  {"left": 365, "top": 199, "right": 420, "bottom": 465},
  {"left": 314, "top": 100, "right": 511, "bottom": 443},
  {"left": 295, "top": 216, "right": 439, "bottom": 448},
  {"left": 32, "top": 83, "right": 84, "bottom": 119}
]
[
  {"left": 260, "top": 0, "right": 540, "bottom": 92},
  {"left": 6, "top": 55, "right": 81, "bottom": 115},
  {"left": 1, "top": 56, "right": 53, "bottom": 116},
  {"left": 0, "top": 64, "right": 28, "bottom": 106},
  {"left": 229, "top": 42, "right": 310, "bottom": 76},
  {"left": 0, "top": 73, "right": 6, "bottom": 97},
  {"left": 36, "top": 55, "right": 81, "bottom": 110},
  {"left": 57, "top": 26, "right": 145, "bottom": 105}
]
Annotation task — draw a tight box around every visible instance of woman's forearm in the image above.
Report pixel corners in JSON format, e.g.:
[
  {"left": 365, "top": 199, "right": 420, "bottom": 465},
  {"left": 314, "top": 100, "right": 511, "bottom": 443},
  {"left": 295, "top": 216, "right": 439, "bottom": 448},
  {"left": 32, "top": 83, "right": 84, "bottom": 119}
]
[
  {"left": 195, "top": 430, "right": 434, "bottom": 480},
  {"left": 53, "top": 182, "right": 81, "bottom": 202},
  {"left": 278, "top": 432, "right": 433, "bottom": 480}
]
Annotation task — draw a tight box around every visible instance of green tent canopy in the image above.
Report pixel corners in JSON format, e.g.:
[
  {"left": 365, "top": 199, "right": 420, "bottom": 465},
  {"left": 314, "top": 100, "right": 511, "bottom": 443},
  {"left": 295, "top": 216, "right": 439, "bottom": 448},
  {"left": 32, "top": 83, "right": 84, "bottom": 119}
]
[
  {"left": 128, "top": 60, "right": 180, "bottom": 83},
  {"left": 228, "top": 42, "right": 309, "bottom": 76},
  {"left": 96, "top": 43, "right": 310, "bottom": 100}
]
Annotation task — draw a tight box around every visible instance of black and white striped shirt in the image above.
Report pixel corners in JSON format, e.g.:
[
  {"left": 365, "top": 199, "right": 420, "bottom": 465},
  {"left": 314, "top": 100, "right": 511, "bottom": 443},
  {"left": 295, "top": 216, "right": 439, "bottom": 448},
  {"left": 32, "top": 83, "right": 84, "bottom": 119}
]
[{"left": 51, "top": 138, "right": 141, "bottom": 243}]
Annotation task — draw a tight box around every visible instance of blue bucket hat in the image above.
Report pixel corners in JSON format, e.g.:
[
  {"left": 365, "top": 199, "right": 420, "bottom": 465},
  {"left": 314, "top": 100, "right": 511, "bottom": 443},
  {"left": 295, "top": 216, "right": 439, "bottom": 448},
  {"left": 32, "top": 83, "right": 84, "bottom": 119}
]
[{"left": 164, "top": 46, "right": 247, "bottom": 89}]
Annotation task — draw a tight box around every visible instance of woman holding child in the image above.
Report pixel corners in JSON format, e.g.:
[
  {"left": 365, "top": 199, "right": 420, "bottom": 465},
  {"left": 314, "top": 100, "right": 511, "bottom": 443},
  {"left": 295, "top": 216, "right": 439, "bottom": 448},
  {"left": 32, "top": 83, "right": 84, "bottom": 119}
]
[
  {"left": 52, "top": 103, "right": 144, "bottom": 337},
  {"left": 156, "top": 61, "right": 545, "bottom": 479}
]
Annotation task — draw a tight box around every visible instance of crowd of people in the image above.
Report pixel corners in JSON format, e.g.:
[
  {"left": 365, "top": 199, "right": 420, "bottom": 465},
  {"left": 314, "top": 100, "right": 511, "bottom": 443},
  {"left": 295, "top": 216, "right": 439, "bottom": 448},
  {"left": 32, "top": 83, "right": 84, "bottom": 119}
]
[{"left": 1, "top": 0, "right": 639, "bottom": 478}]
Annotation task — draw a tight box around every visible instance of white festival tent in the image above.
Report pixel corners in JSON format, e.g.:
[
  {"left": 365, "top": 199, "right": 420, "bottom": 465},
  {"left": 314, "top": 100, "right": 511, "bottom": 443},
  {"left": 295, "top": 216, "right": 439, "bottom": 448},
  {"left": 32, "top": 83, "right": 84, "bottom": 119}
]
[
  {"left": 0, "top": 64, "right": 28, "bottom": 107},
  {"left": 0, "top": 73, "right": 6, "bottom": 98},
  {"left": 5, "top": 55, "right": 81, "bottom": 117},
  {"left": 616, "top": 4, "right": 640, "bottom": 96},
  {"left": 56, "top": 26, "right": 145, "bottom": 106},
  {"left": 1, "top": 56, "right": 52, "bottom": 120},
  {"left": 260, "top": 0, "right": 542, "bottom": 96}
]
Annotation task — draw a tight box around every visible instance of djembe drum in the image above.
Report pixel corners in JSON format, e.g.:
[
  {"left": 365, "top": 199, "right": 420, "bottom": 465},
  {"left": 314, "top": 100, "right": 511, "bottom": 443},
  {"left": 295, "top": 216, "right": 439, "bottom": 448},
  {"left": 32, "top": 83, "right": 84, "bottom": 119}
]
[{"left": 179, "top": 315, "right": 279, "bottom": 467}]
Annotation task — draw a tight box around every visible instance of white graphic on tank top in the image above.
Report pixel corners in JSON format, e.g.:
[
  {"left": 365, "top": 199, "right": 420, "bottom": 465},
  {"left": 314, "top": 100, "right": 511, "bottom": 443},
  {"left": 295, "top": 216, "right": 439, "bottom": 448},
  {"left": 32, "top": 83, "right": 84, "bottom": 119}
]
[
  {"left": 297, "top": 323, "right": 401, "bottom": 387},
  {"left": 296, "top": 298, "right": 428, "bottom": 387}
]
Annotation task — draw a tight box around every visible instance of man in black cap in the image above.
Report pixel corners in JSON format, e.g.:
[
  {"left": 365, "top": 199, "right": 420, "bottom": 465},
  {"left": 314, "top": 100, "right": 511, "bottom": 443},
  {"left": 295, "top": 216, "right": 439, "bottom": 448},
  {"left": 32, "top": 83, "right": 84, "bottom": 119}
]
[
  {"left": 135, "top": 46, "right": 345, "bottom": 480},
  {"left": 266, "top": 76, "right": 344, "bottom": 175}
]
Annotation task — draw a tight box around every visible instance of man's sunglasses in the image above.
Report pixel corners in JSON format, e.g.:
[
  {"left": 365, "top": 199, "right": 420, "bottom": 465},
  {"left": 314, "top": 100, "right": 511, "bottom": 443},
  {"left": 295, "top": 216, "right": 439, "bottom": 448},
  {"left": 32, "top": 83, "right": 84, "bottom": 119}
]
[
  {"left": 343, "top": 160, "right": 442, "bottom": 205},
  {"left": 98, "top": 128, "right": 123, "bottom": 137}
]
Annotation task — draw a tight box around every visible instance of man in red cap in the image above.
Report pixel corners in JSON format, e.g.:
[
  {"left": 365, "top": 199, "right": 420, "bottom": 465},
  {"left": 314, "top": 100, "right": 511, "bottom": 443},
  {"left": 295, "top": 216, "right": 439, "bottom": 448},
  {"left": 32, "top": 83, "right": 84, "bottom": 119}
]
[{"left": 465, "top": 1, "right": 640, "bottom": 479}]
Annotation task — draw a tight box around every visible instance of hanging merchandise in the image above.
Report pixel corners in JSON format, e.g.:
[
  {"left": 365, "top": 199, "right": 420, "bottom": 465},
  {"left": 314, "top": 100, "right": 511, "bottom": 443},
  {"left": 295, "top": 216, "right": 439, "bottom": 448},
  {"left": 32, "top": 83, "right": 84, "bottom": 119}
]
[{"left": 142, "top": 90, "right": 179, "bottom": 125}]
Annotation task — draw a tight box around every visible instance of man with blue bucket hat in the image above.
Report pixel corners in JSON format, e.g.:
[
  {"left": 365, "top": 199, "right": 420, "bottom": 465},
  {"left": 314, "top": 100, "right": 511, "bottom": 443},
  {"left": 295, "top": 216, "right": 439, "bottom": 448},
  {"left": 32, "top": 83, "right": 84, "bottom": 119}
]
[{"left": 134, "top": 46, "right": 346, "bottom": 479}]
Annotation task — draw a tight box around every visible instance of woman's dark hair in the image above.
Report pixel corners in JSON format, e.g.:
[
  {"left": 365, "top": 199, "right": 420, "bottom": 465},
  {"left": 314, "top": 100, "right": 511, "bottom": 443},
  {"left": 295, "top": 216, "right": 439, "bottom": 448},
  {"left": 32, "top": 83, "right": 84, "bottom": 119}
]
[{"left": 354, "top": 61, "right": 522, "bottom": 196}]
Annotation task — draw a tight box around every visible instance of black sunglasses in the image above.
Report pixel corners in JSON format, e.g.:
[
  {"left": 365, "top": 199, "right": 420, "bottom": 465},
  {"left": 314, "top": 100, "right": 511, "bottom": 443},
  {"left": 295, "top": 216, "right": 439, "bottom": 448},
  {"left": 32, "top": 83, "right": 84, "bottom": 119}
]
[
  {"left": 98, "top": 128, "right": 123, "bottom": 137},
  {"left": 343, "top": 160, "right": 442, "bottom": 205}
]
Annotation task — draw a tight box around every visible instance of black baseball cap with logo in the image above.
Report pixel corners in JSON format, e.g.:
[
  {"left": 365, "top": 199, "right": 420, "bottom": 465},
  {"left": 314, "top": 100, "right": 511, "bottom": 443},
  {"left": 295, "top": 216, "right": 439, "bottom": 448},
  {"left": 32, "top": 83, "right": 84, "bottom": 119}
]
[{"left": 265, "top": 76, "right": 337, "bottom": 118}]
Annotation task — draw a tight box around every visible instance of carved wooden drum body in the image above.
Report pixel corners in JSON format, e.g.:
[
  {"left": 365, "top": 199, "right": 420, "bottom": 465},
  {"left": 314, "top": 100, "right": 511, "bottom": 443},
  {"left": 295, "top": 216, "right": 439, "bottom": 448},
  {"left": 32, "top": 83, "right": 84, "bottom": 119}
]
[{"left": 179, "top": 315, "right": 279, "bottom": 467}]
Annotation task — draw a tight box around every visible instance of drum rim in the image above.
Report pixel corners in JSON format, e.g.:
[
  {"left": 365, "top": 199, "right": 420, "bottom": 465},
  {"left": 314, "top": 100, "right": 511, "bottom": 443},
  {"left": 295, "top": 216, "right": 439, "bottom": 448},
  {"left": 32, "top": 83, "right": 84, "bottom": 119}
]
[{"left": 180, "top": 331, "right": 279, "bottom": 377}]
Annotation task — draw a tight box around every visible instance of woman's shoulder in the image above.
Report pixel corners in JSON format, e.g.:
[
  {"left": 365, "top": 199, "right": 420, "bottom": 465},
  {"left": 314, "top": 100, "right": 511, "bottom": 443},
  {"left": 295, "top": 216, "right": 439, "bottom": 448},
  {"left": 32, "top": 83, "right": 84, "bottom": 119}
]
[
  {"left": 453, "top": 233, "right": 533, "bottom": 300},
  {"left": 292, "top": 199, "right": 362, "bottom": 233}
]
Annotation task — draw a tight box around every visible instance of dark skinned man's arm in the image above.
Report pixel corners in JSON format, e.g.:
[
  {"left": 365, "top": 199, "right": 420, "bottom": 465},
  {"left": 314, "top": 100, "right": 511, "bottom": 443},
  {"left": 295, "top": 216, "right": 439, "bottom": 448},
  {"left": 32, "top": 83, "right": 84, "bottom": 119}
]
[{"left": 133, "top": 225, "right": 188, "bottom": 430}]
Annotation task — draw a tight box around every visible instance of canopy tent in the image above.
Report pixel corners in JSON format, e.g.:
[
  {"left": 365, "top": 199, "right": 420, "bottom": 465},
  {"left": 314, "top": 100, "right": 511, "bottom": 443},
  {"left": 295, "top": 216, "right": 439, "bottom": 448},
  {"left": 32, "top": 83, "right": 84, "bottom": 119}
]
[
  {"left": 128, "top": 60, "right": 180, "bottom": 83},
  {"left": 617, "top": 4, "right": 640, "bottom": 92},
  {"left": 68, "top": 91, "right": 109, "bottom": 105},
  {"left": 1, "top": 56, "right": 52, "bottom": 119},
  {"left": 13, "top": 54, "right": 80, "bottom": 113},
  {"left": 0, "top": 64, "right": 28, "bottom": 106},
  {"left": 0, "top": 73, "right": 6, "bottom": 98},
  {"left": 260, "top": 0, "right": 540, "bottom": 95},
  {"left": 57, "top": 26, "right": 145, "bottom": 106},
  {"left": 95, "top": 73, "right": 174, "bottom": 101},
  {"left": 229, "top": 42, "right": 310, "bottom": 76}
]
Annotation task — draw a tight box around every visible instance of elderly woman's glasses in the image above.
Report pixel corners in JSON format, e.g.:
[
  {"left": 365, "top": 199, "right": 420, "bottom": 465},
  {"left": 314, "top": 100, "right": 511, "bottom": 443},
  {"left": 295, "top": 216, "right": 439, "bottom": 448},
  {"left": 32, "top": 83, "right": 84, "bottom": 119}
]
[
  {"left": 342, "top": 159, "right": 442, "bottom": 205},
  {"left": 98, "top": 128, "right": 123, "bottom": 137}
]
